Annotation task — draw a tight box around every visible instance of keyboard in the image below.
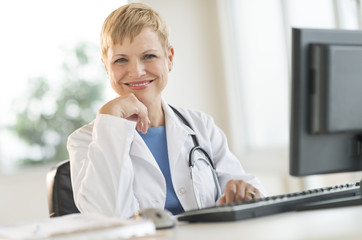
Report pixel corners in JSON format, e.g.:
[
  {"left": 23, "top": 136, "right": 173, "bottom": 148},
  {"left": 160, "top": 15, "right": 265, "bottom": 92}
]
[{"left": 177, "top": 182, "right": 361, "bottom": 222}]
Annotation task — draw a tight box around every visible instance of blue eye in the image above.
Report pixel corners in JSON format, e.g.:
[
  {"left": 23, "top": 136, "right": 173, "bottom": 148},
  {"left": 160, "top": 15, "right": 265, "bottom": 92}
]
[
  {"left": 144, "top": 54, "right": 157, "bottom": 60},
  {"left": 115, "top": 58, "right": 127, "bottom": 63}
]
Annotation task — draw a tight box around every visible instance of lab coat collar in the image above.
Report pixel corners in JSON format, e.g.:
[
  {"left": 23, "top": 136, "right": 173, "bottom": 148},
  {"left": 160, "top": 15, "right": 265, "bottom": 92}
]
[
  {"left": 162, "top": 99, "right": 195, "bottom": 174},
  {"left": 130, "top": 133, "right": 157, "bottom": 169},
  {"left": 162, "top": 99, "right": 195, "bottom": 136},
  {"left": 129, "top": 99, "right": 195, "bottom": 173}
]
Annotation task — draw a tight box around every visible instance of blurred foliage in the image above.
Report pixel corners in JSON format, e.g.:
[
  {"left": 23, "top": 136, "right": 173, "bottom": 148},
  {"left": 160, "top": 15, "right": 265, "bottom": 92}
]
[{"left": 8, "top": 42, "right": 105, "bottom": 166}]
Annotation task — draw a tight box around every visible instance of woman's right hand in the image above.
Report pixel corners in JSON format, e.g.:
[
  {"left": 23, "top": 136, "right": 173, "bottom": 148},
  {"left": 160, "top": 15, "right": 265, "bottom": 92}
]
[{"left": 98, "top": 93, "right": 150, "bottom": 134}]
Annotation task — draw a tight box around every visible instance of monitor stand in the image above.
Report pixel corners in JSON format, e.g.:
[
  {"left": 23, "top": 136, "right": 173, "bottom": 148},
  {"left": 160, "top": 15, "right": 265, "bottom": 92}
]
[{"left": 297, "top": 179, "right": 362, "bottom": 211}]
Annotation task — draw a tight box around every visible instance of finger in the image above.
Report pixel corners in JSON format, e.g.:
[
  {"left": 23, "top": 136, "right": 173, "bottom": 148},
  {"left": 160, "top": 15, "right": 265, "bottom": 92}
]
[
  {"left": 233, "top": 181, "right": 247, "bottom": 202},
  {"left": 98, "top": 94, "right": 151, "bottom": 134},
  {"left": 245, "top": 190, "right": 256, "bottom": 201},
  {"left": 132, "top": 107, "right": 149, "bottom": 134},
  {"left": 136, "top": 116, "right": 151, "bottom": 134},
  {"left": 252, "top": 188, "right": 261, "bottom": 199},
  {"left": 245, "top": 186, "right": 261, "bottom": 201},
  {"left": 121, "top": 95, "right": 150, "bottom": 133},
  {"left": 121, "top": 95, "right": 147, "bottom": 118},
  {"left": 224, "top": 180, "right": 237, "bottom": 204},
  {"left": 218, "top": 195, "right": 226, "bottom": 205},
  {"left": 224, "top": 180, "right": 262, "bottom": 202}
]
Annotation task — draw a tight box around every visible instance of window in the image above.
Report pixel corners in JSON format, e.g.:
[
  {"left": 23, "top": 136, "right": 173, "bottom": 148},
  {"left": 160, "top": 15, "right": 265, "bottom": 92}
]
[
  {"left": 229, "top": 0, "right": 361, "bottom": 153},
  {"left": 0, "top": 0, "right": 127, "bottom": 172},
  {"left": 222, "top": 0, "right": 362, "bottom": 191},
  {"left": 232, "top": 0, "right": 289, "bottom": 150}
]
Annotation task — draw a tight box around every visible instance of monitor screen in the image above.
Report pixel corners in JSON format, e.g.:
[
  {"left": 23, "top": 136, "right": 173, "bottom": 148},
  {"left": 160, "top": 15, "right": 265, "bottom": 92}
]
[{"left": 290, "top": 28, "right": 362, "bottom": 176}]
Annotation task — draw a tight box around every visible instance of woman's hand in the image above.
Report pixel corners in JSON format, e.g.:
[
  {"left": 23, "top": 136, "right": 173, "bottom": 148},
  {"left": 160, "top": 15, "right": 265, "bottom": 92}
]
[
  {"left": 98, "top": 93, "right": 150, "bottom": 134},
  {"left": 219, "top": 179, "right": 261, "bottom": 205}
]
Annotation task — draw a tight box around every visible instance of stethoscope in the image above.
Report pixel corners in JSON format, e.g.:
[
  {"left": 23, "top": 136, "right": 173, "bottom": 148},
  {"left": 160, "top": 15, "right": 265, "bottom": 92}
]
[{"left": 170, "top": 106, "right": 222, "bottom": 208}]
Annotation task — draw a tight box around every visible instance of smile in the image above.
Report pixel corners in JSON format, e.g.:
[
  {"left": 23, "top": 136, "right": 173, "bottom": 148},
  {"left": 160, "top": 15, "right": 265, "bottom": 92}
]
[
  {"left": 124, "top": 80, "right": 154, "bottom": 90},
  {"left": 125, "top": 80, "right": 153, "bottom": 87}
]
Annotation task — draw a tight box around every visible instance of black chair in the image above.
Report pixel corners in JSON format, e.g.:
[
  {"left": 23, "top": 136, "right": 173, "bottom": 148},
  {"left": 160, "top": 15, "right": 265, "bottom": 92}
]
[{"left": 46, "top": 160, "right": 80, "bottom": 217}]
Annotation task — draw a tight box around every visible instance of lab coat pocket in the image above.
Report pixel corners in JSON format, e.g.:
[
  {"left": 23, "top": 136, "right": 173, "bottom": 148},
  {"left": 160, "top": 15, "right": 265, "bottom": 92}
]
[{"left": 191, "top": 156, "right": 218, "bottom": 208}]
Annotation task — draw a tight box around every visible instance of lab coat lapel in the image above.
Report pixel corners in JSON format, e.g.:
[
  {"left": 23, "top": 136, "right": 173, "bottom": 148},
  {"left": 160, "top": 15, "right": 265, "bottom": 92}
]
[
  {"left": 129, "top": 131, "right": 160, "bottom": 170},
  {"left": 128, "top": 100, "right": 194, "bottom": 173},
  {"left": 163, "top": 101, "right": 195, "bottom": 175}
]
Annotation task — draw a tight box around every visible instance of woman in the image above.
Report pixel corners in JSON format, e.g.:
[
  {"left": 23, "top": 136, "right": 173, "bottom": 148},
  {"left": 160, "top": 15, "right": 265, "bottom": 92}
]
[{"left": 67, "top": 2, "right": 266, "bottom": 218}]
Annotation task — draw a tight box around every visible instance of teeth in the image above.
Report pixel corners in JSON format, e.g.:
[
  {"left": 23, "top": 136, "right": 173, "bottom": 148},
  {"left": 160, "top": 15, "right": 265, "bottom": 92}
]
[{"left": 128, "top": 81, "right": 151, "bottom": 87}]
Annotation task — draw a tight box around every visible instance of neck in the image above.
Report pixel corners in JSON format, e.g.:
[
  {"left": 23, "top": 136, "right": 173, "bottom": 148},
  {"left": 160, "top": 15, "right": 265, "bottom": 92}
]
[{"left": 148, "top": 102, "right": 165, "bottom": 128}]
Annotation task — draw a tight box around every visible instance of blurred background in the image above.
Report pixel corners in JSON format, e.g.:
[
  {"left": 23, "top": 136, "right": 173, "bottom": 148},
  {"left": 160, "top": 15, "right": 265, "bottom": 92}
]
[{"left": 0, "top": 0, "right": 361, "bottom": 223}]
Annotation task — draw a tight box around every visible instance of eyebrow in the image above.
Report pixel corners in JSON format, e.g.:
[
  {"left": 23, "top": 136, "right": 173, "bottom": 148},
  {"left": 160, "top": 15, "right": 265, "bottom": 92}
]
[
  {"left": 111, "top": 49, "right": 160, "bottom": 59},
  {"left": 142, "top": 49, "right": 159, "bottom": 54},
  {"left": 112, "top": 53, "right": 127, "bottom": 58}
]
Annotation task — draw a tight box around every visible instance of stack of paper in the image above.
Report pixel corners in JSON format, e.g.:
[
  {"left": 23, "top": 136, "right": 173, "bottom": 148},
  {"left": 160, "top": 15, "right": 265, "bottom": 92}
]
[{"left": 0, "top": 213, "right": 155, "bottom": 240}]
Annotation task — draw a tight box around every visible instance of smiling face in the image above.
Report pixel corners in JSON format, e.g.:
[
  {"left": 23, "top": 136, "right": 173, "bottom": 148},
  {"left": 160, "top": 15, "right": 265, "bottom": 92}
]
[{"left": 102, "top": 27, "right": 174, "bottom": 109}]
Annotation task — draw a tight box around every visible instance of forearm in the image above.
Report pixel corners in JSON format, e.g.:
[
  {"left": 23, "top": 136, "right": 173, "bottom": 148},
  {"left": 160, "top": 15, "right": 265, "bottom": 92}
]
[{"left": 67, "top": 114, "right": 139, "bottom": 218}]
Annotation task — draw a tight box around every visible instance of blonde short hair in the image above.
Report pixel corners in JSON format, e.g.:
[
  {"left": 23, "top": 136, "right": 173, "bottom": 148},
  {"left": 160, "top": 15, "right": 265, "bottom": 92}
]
[{"left": 100, "top": 3, "right": 170, "bottom": 58}]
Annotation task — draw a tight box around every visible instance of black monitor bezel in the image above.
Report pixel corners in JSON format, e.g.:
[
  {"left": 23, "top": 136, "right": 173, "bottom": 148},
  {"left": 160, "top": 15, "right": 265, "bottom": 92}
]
[{"left": 290, "top": 27, "right": 362, "bottom": 176}]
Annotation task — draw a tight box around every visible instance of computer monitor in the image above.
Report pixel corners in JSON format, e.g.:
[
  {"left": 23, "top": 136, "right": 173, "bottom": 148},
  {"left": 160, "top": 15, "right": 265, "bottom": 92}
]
[{"left": 290, "top": 27, "right": 362, "bottom": 177}]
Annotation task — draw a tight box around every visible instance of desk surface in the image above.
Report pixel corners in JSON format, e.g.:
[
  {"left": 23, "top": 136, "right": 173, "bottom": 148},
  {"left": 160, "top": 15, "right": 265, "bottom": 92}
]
[
  {"left": 4, "top": 206, "right": 360, "bottom": 240},
  {"left": 159, "top": 206, "right": 362, "bottom": 240}
]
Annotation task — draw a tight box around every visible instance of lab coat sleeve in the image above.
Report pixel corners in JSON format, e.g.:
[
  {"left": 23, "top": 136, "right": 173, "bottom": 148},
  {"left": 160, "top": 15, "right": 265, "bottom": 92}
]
[
  {"left": 203, "top": 114, "right": 267, "bottom": 197},
  {"left": 67, "top": 114, "right": 139, "bottom": 218}
]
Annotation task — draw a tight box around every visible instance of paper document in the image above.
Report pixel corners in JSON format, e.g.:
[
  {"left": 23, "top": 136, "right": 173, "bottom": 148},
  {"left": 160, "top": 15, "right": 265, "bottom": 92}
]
[{"left": 0, "top": 213, "right": 155, "bottom": 240}]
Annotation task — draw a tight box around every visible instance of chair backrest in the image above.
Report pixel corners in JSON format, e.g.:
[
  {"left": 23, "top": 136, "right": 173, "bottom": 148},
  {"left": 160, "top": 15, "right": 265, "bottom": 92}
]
[{"left": 46, "top": 160, "right": 80, "bottom": 217}]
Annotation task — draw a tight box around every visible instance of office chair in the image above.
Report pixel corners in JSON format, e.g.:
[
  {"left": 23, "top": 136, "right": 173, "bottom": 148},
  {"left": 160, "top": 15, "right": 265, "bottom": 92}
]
[{"left": 46, "top": 160, "right": 80, "bottom": 217}]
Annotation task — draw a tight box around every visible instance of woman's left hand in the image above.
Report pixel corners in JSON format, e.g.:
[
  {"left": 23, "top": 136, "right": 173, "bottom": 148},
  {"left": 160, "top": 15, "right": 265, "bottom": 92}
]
[{"left": 219, "top": 179, "right": 261, "bottom": 205}]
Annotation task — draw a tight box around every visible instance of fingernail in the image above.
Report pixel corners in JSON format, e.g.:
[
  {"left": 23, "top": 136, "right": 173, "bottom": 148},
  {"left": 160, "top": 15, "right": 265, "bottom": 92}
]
[{"left": 143, "top": 125, "right": 148, "bottom": 134}]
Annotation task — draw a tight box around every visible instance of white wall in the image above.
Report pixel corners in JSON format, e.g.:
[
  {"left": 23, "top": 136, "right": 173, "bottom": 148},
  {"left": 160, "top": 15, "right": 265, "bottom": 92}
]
[{"left": 0, "top": 166, "right": 49, "bottom": 223}]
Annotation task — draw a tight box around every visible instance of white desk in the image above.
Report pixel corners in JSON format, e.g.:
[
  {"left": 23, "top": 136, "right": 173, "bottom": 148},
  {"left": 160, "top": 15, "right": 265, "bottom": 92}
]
[
  {"left": 2, "top": 206, "right": 360, "bottom": 239},
  {"left": 159, "top": 206, "right": 362, "bottom": 240}
]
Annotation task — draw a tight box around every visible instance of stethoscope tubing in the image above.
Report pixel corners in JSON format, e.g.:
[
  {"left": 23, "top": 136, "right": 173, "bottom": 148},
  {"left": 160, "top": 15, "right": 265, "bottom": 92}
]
[{"left": 170, "top": 105, "right": 222, "bottom": 208}]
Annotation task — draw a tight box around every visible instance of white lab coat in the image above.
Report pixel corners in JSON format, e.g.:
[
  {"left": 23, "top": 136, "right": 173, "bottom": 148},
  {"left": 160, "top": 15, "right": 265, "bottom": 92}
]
[{"left": 67, "top": 100, "right": 266, "bottom": 218}]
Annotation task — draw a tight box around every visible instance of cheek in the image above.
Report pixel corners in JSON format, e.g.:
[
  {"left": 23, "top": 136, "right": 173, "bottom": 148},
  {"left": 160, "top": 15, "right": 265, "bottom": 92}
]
[
  {"left": 109, "top": 77, "right": 117, "bottom": 89},
  {"left": 148, "top": 61, "right": 169, "bottom": 76},
  {"left": 109, "top": 67, "right": 127, "bottom": 83}
]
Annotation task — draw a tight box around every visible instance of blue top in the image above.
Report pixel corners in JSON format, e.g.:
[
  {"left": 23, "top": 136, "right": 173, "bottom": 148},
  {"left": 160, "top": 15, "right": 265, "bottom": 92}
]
[{"left": 138, "top": 126, "right": 184, "bottom": 215}]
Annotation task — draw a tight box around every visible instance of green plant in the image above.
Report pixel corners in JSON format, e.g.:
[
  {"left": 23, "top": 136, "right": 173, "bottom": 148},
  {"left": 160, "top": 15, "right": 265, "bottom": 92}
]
[{"left": 9, "top": 42, "right": 105, "bottom": 166}]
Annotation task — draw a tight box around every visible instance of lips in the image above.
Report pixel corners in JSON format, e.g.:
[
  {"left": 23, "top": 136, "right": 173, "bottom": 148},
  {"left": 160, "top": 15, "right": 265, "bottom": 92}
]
[
  {"left": 125, "top": 80, "right": 153, "bottom": 87},
  {"left": 124, "top": 80, "right": 154, "bottom": 90}
]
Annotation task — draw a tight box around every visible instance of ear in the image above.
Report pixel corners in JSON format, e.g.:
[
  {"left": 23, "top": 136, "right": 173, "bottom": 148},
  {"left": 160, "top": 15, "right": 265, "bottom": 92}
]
[{"left": 167, "top": 46, "right": 175, "bottom": 72}]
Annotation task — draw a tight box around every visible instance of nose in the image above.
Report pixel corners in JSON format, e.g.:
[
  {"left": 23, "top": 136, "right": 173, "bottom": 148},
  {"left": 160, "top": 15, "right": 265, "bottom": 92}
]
[{"left": 128, "top": 60, "right": 146, "bottom": 78}]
